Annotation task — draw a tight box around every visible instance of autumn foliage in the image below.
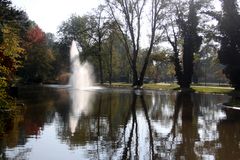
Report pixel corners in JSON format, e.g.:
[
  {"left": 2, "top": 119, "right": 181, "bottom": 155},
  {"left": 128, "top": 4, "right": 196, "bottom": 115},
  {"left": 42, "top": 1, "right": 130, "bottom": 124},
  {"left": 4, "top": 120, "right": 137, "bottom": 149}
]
[
  {"left": 0, "top": 25, "right": 25, "bottom": 79},
  {"left": 27, "top": 25, "right": 45, "bottom": 43}
]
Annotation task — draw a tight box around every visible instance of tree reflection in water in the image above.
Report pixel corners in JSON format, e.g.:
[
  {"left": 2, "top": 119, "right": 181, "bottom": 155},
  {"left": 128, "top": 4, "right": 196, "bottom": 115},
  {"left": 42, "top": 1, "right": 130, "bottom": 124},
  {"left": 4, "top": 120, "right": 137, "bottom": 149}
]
[
  {"left": 59, "top": 90, "right": 240, "bottom": 159},
  {"left": 216, "top": 106, "right": 240, "bottom": 159},
  {"left": 172, "top": 91, "right": 198, "bottom": 159},
  {"left": 4, "top": 87, "right": 240, "bottom": 159},
  {"left": 121, "top": 91, "right": 154, "bottom": 160}
]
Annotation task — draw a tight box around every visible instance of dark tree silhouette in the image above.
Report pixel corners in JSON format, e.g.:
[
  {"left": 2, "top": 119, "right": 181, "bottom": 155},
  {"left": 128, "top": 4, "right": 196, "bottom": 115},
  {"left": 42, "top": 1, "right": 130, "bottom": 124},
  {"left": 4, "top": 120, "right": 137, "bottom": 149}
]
[
  {"left": 165, "top": 0, "right": 202, "bottom": 90},
  {"left": 180, "top": 0, "right": 202, "bottom": 89},
  {"left": 218, "top": 0, "right": 240, "bottom": 90}
]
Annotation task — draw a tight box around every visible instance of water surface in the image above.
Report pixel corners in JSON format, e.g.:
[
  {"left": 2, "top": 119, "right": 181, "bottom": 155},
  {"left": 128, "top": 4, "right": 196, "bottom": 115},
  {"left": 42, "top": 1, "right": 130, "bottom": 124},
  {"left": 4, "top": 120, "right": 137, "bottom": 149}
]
[{"left": 1, "top": 86, "right": 239, "bottom": 159}]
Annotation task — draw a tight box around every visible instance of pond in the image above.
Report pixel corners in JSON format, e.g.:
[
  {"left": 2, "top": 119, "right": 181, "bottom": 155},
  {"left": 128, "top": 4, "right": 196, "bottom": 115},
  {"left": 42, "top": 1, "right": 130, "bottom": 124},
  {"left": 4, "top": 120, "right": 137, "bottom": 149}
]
[{"left": 1, "top": 85, "right": 240, "bottom": 159}]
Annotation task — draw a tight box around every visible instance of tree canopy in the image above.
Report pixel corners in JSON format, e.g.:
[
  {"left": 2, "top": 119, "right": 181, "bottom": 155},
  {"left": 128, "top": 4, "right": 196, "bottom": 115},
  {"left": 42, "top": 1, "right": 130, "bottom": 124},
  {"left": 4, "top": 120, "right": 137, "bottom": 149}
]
[
  {"left": 0, "top": 0, "right": 30, "bottom": 109},
  {"left": 218, "top": 0, "right": 240, "bottom": 90}
]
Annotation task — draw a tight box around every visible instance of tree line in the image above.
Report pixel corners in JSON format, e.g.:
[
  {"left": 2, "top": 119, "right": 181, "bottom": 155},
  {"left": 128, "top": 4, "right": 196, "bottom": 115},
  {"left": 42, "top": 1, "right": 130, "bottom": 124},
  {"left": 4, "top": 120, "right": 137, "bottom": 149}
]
[
  {"left": 57, "top": 0, "right": 240, "bottom": 90},
  {"left": 1, "top": 0, "right": 240, "bottom": 96}
]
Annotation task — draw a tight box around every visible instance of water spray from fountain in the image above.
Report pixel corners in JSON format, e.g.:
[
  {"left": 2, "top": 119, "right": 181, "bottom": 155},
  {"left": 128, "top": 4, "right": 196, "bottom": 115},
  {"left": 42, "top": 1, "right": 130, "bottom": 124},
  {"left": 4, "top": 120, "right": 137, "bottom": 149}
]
[
  {"left": 68, "top": 40, "right": 97, "bottom": 134},
  {"left": 69, "top": 40, "right": 94, "bottom": 90}
]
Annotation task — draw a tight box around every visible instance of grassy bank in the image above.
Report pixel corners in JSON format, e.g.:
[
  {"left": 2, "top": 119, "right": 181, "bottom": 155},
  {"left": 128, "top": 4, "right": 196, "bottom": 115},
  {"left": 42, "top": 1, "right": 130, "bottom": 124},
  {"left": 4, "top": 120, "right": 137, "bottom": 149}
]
[
  {"left": 106, "top": 82, "right": 233, "bottom": 94},
  {"left": 191, "top": 85, "right": 232, "bottom": 94}
]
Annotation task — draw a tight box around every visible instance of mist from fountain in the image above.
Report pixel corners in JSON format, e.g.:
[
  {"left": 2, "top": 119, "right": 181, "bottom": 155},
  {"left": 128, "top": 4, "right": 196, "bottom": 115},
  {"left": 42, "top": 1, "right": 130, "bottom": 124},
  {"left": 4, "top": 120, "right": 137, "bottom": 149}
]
[{"left": 69, "top": 41, "right": 94, "bottom": 90}]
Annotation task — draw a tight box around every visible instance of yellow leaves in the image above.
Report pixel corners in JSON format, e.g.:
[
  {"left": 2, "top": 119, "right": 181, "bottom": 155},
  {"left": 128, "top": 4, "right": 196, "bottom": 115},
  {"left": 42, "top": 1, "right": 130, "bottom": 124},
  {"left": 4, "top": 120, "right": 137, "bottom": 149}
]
[
  {"left": 0, "top": 78, "right": 8, "bottom": 88},
  {"left": 0, "top": 24, "right": 25, "bottom": 58},
  {"left": 0, "top": 66, "right": 11, "bottom": 76},
  {"left": 0, "top": 24, "right": 25, "bottom": 86},
  {"left": 46, "top": 49, "right": 56, "bottom": 62}
]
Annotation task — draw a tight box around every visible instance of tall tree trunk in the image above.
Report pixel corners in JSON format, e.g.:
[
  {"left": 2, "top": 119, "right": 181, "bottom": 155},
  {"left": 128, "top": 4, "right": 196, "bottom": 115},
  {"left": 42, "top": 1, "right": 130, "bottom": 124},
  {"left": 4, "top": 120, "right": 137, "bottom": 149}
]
[
  {"left": 139, "top": 20, "right": 156, "bottom": 87},
  {"left": 97, "top": 41, "right": 104, "bottom": 84},
  {"left": 182, "top": 37, "right": 194, "bottom": 89},
  {"left": 108, "top": 38, "right": 113, "bottom": 86},
  {"left": 174, "top": 47, "right": 183, "bottom": 86},
  {"left": 106, "top": 0, "right": 165, "bottom": 89},
  {"left": 177, "top": 0, "right": 202, "bottom": 90},
  {"left": 165, "top": 25, "right": 183, "bottom": 86},
  {"left": 139, "top": 48, "right": 152, "bottom": 87},
  {"left": 132, "top": 62, "right": 139, "bottom": 87}
]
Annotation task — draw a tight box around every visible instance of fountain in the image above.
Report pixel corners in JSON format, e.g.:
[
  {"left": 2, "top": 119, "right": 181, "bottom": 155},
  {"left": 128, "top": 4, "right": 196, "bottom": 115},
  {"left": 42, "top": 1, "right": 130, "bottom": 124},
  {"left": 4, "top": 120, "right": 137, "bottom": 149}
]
[
  {"left": 68, "top": 40, "right": 97, "bottom": 134},
  {"left": 69, "top": 40, "right": 94, "bottom": 89}
]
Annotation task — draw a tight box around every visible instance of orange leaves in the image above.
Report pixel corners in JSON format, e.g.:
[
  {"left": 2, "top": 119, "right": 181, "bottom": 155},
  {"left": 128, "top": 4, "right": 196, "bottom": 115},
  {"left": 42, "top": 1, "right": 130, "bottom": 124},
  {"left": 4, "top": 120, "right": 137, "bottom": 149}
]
[{"left": 27, "top": 25, "right": 45, "bottom": 43}]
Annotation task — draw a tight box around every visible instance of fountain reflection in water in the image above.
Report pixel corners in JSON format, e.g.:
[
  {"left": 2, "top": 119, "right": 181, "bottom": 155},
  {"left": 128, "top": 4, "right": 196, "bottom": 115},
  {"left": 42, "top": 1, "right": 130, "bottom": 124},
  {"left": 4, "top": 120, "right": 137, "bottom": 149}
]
[
  {"left": 69, "top": 90, "right": 94, "bottom": 134},
  {"left": 68, "top": 41, "right": 96, "bottom": 134}
]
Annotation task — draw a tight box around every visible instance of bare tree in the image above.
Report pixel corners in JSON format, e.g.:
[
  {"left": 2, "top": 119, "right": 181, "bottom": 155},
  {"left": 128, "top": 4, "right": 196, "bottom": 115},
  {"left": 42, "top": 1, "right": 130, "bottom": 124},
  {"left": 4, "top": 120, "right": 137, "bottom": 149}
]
[
  {"left": 90, "top": 5, "right": 110, "bottom": 84},
  {"left": 106, "top": 0, "right": 168, "bottom": 88},
  {"left": 105, "top": 22, "right": 117, "bottom": 86}
]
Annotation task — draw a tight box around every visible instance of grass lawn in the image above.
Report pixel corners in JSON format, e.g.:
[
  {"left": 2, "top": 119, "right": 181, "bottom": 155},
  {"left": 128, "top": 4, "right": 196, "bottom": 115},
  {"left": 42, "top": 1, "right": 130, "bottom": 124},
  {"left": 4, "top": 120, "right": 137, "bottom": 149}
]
[
  {"left": 191, "top": 85, "right": 233, "bottom": 94},
  {"left": 106, "top": 82, "right": 233, "bottom": 94}
]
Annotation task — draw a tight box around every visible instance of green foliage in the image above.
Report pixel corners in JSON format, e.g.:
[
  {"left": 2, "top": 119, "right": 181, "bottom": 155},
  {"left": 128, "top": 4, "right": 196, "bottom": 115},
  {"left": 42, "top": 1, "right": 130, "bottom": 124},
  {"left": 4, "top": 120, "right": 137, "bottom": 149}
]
[
  {"left": 0, "top": 0, "right": 30, "bottom": 44},
  {"left": 148, "top": 49, "right": 175, "bottom": 82},
  {"left": 18, "top": 25, "right": 56, "bottom": 83},
  {"left": 58, "top": 15, "right": 92, "bottom": 55},
  {"left": 58, "top": 12, "right": 131, "bottom": 83},
  {"left": 58, "top": 15, "right": 99, "bottom": 76}
]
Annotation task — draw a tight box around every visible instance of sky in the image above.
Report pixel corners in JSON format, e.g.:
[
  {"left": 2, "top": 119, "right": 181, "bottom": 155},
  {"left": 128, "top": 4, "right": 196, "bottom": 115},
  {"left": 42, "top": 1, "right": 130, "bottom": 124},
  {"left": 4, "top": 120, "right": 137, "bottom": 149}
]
[
  {"left": 11, "top": 0, "right": 221, "bottom": 47},
  {"left": 11, "top": 0, "right": 102, "bottom": 34}
]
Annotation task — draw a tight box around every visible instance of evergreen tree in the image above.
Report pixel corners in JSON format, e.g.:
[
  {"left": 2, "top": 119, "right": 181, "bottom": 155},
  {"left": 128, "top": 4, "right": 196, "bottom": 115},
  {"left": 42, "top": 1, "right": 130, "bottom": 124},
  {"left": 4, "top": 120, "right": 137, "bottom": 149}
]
[{"left": 218, "top": 0, "right": 240, "bottom": 90}]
